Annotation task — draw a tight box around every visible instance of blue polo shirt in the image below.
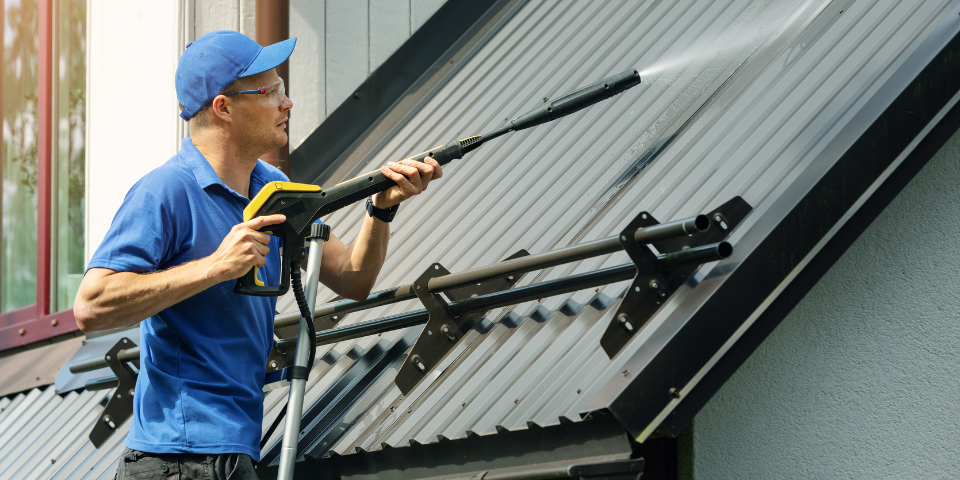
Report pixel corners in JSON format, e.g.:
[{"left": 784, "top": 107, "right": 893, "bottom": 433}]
[{"left": 87, "top": 138, "right": 287, "bottom": 460}]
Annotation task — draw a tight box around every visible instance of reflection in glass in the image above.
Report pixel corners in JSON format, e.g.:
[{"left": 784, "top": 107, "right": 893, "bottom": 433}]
[
  {"left": 2, "top": 0, "right": 39, "bottom": 313},
  {"left": 55, "top": 0, "right": 85, "bottom": 311}
]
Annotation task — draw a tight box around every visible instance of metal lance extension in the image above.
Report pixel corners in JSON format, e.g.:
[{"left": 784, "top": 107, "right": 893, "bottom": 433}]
[{"left": 277, "top": 222, "right": 328, "bottom": 480}]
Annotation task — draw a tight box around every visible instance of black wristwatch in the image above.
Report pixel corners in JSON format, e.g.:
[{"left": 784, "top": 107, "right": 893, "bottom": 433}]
[{"left": 366, "top": 197, "right": 399, "bottom": 223}]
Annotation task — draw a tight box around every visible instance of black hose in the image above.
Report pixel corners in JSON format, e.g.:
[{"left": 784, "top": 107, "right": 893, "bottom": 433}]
[
  {"left": 290, "top": 267, "right": 317, "bottom": 371},
  {"left": 261, "top": 267, "right": 316, "bottom": 451},
  {"left": 260, "top": 407, "right": 285, "bottom": 451}
]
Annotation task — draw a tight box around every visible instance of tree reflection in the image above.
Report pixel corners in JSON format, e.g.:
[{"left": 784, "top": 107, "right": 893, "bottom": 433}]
[
  {"left": 2, "top": 0, "right": 39, "bottom": 312},
  {"left": 57, "top": 0, "right": 85, "bottom": 310}
]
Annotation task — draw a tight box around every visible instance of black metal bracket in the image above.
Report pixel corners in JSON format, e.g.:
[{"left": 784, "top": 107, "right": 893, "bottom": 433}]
[
  {"left": 395, "top": 250, "right": 528, "bottom": 395},
  {"left": 266, "top": 347, "right": 289, "bottom": 373},
  {"left": 601, "top": 197, "right": 752, "bottom": 358},
  {"left": 90, "top": 337, "right": 139, "bottom": 448},
  {"left": 599, "top": 211, "right": 662, "bottom": 358}
]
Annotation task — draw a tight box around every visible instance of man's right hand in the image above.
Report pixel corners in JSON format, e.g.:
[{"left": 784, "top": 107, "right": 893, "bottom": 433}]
[
  {"left": 74, "top": 213, "right": 287, "bottom": 333},
  {"left": 206, "top": 214, "right": 287, "bottom": 281}
]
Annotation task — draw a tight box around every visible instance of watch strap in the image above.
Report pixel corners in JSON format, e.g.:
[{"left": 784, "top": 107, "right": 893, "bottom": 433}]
[{"left": 366, "top": 197, "right": 398, "bottom": 223}]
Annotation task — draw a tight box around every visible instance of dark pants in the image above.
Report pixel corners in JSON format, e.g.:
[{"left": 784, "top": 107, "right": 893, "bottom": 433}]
[{"left": 115, "top": 448, "right": 258, "bottom": 479}]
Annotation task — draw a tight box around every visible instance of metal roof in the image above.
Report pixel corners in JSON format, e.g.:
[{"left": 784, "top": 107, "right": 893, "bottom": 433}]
[
  {"left": 0, "top": 387, "right": 123, "bottom": 479},
  {"left": 16, "top": 0, "right": 960, "bottom": 475},
  {"left": 263, "top": 0, "right": 960, "bottom": 462},
  {"left": 0, "top": 336, "right": 83, "bottom": 397}
]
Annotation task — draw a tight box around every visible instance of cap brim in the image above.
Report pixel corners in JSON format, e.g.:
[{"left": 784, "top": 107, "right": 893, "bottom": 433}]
[{"left": 240, "top": 37, "right": 297, "bottom": 77}]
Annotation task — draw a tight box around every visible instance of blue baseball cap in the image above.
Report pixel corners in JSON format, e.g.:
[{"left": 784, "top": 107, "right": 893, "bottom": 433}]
[{"left": 176, "top": 30, "right": 296, "bottom": 121}]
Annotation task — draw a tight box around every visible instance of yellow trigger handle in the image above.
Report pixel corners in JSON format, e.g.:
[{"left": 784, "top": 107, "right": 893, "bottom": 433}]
[
  {"left": 244, "top": 181, "right": 322, "bottom": 287},
  {"left": 244, "top": 181, "right": 321, "bottom": 221}
]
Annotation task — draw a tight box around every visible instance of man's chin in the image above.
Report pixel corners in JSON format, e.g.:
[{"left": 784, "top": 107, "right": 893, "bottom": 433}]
[{"left": 267, "top": 133, "right": 288, "bottom": 152}]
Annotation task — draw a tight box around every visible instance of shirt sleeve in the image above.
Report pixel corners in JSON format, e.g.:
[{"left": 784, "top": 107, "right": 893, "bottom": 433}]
[{"left": 86, "top": 177, "right": 183, "bottom": 275}]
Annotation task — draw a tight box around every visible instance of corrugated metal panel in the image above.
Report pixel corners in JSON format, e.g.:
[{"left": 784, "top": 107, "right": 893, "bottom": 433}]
[
  {"left": 0, "top": 387, "right": 125, "bottom": 480},
  {"left": 268, "top": 0, "right": 960, "bottom": 459}
]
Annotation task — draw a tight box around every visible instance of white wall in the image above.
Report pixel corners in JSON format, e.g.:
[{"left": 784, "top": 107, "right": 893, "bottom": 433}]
[
  {"left": 193, "top": 0, "right": 256, "bottom": 36},
  {"left": 689, "top": 128, "right": 960, "bottom": 478},
  {"left": 85, "top": 1, "right": 182, "bottom": 262},
  {"left": 288, "top": 1, "right": 324, "bottom": 150}
]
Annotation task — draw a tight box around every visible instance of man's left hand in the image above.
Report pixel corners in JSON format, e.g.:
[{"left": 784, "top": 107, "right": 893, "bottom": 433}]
[{"left": 372, "top": 156, "right": 443, "bottom": 209}]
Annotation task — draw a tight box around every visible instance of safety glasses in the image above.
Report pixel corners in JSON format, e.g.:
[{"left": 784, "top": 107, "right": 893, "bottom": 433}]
[{"left": 222, "top": 78, "right": 285, "bottom": 106}]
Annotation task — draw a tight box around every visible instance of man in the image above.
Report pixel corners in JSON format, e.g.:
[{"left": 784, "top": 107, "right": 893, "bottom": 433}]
[{"left": 73, "top": 31, "right": 441, "bottom": 479}]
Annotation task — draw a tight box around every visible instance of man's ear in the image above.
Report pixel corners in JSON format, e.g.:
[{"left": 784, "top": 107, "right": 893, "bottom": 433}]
[{"left": 209, "top": 95, "right": 233, "bottom": 124}]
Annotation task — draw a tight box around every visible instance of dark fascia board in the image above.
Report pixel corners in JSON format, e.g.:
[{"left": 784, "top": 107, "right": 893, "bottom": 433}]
[
  {"left": 255, "top": 413, "right": 638, "bottom": 480},
  {"left": 607, "top": 23, "right": 960, "bottom": 438},
  {"left": 289, "top": 0, "right": 524, "bottom": 185},
  {"left": 663, "top": 89, "right": 960, "bottom": 436}
]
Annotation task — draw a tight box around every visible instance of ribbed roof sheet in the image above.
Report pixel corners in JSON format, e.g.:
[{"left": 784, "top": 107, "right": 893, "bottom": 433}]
[
  {"left": 266, "top": 0, "right": 959, "bottom": 459},
  {"left": 0, "top": 387, "right": 123, "bottom": 479}
]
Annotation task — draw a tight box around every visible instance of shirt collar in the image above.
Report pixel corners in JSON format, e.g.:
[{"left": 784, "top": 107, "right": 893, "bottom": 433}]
[
  {"left": 180, "top": 138, "right": 222, "bottom": 189},
  {"left": 179, "top": 137, "right": 275, "bottom": 199}
]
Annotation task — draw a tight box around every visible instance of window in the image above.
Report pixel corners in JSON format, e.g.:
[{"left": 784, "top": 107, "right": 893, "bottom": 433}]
[
  {"left": 1, "top": 0, "right": 40, "bottom": 314},
  {"left": 0, "top": 0, "right": 85, "bottom": 348},
  {"left": 54, "top": 0, "right": 85, "bottom": 312}
]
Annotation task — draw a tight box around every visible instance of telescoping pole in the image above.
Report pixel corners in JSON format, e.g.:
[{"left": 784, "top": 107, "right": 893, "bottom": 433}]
[{"left": 277, "top": 224, "right": 327, "bottom": 480}]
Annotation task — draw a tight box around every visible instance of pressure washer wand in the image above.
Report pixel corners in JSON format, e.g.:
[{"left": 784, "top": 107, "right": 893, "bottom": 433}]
[
  {"left": 236, "top": 69, "right": 643, "bottom": 298},
  {"left": 305, "top": 69, "right": 642, "bottom": 219}
]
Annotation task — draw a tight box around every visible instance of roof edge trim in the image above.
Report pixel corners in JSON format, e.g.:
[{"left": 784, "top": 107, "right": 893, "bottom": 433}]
[
  {"left": 258, "top": 412, "right": 632, "bottom": 479},
  {"left": 608, "top": 13, "right": 960, "bottom": 440},
  {"left": 666, "top": 79, "right": 960, "bottom": 438}
]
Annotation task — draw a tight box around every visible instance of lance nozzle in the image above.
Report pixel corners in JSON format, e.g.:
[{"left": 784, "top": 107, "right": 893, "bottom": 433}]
[{"left": 505, "top": 69, "right": 642, "bottom": 133}]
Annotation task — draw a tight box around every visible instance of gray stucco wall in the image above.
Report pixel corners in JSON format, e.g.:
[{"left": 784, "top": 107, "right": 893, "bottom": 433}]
[{"left": 690, "top": 127, "right": 960, "bottom": 479}]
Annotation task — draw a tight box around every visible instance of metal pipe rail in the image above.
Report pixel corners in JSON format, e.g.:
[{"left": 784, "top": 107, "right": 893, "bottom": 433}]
[
  {"left": 275, "top": 264, "right": 632, "bottom": 353},
  {"left": 67, "top": 216, "right": 717, "bottom": 375},
  {"left": 85, "top": 376, "right": 120, "bottom": 391},
  {"left": 276, "top": 241, "right": 732, "bottom": 353},
  {"left": 656, "top": 241, "right": 733, "bottom": 271},
  {"left": 69, "top": 347, "right": 139, "bottom": 374},
  {"left": 274, "top": 214, "right": 709, "bottom": 328}
]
